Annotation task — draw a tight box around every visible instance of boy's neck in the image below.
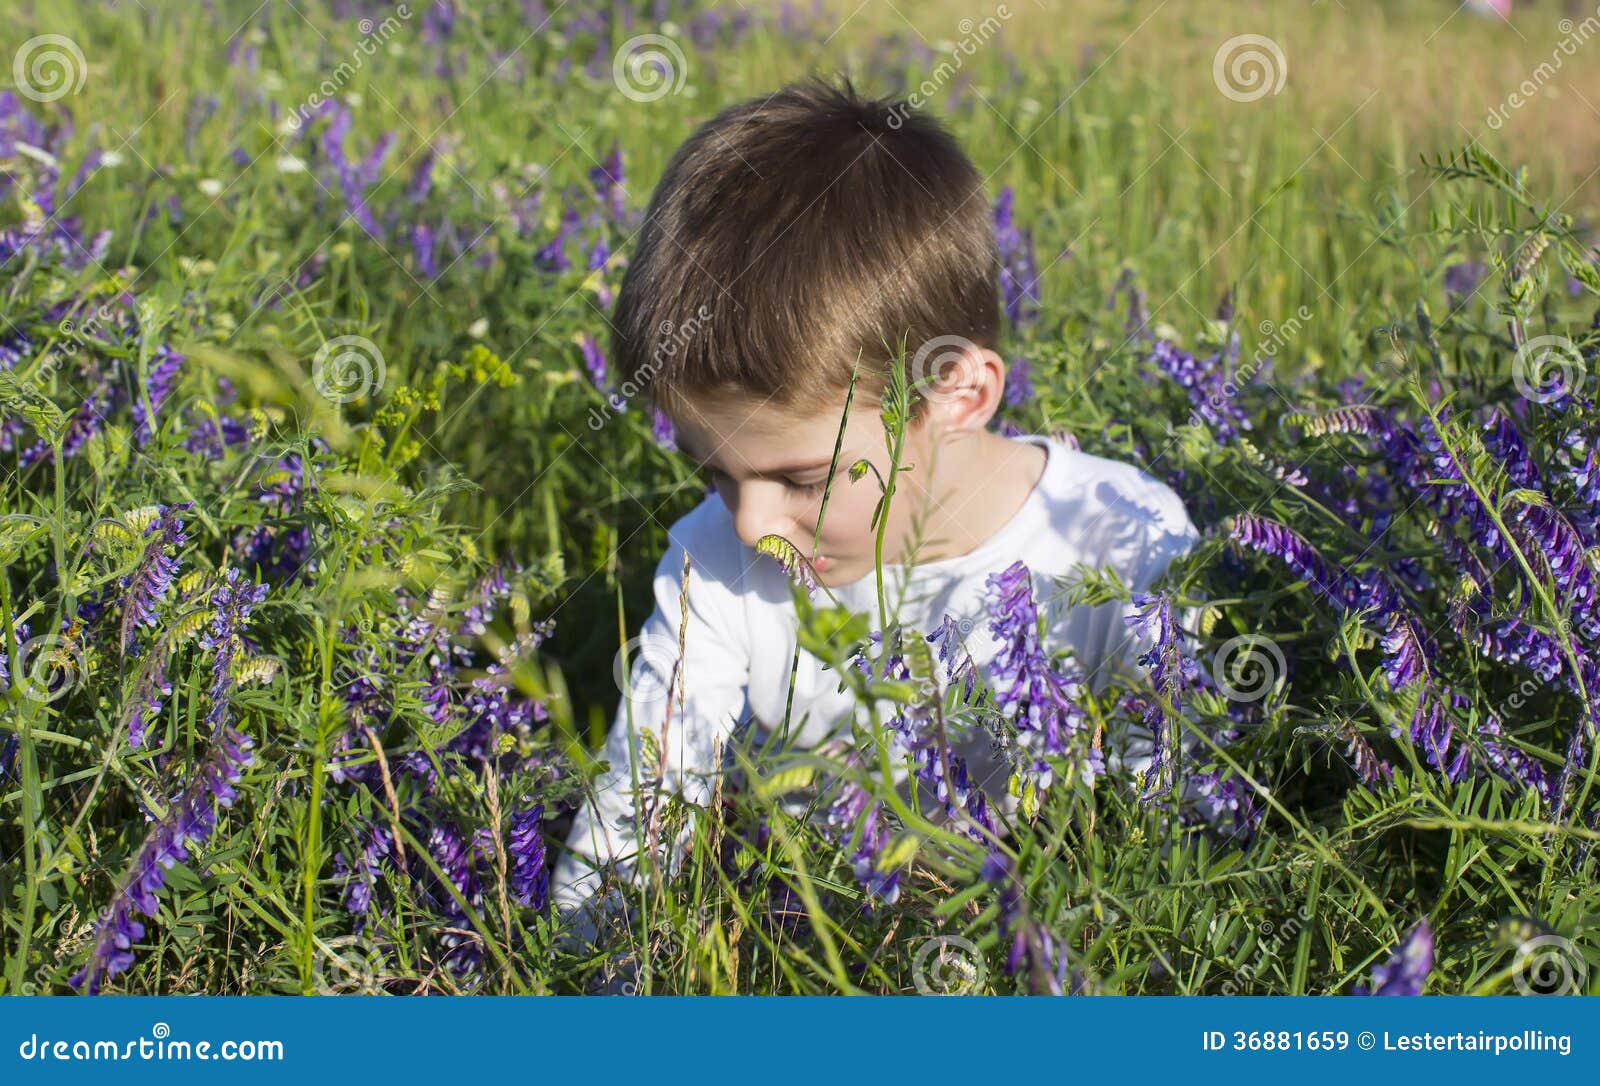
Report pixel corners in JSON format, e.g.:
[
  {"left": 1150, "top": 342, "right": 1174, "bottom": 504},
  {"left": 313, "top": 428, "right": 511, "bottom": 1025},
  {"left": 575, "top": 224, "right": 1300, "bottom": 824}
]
[{"left": 910, "top": 429, "right": 1048, "bottom": 566}]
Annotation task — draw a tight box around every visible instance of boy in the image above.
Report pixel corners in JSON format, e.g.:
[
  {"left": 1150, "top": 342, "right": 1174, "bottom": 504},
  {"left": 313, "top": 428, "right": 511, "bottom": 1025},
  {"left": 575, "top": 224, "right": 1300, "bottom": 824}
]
[{"left": 553, "top": 77, "right": 1197, "bottom": 948}]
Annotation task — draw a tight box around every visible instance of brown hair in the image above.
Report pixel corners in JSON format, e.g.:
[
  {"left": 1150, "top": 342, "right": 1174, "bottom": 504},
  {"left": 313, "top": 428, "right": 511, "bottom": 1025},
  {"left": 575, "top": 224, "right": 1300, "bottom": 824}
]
[{"left": 610, "top": 74, "right": 1000, "bottom": 421}]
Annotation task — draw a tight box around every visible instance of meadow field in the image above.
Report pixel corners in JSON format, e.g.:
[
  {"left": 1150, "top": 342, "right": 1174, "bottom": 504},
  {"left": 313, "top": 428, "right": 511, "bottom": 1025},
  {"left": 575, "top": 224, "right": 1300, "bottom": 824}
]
[{"left": 1, "top": 0, "right": 1598, "bottom": 995}]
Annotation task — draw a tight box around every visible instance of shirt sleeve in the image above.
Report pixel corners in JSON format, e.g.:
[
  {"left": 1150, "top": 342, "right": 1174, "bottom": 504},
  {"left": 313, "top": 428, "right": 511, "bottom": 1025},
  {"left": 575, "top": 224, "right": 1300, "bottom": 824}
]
[{"left": 550, "top": 515, "right": 751, "bottom": 946}]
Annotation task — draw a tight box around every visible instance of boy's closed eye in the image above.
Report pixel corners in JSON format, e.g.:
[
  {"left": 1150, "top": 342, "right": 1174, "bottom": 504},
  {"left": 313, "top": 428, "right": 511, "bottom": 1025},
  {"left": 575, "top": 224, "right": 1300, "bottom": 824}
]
[{"left": 703, "top": 464, "right": 829, "bottom": 498}]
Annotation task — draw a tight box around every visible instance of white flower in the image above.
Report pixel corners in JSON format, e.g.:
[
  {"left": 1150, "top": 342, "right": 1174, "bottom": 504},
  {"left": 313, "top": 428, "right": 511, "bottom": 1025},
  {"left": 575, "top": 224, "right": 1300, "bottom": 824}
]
[
  {"left": 276, "top": 154, "right": 308, "bottom": 174},
  {"left": 198, "top": 178, "right": 224, "bottom": 198},
  {"left": 467, "top": 318, "right": 489, "bottom": 339},
  {"left": 100, "top": 150, "right": 125, "bottom": 168}
]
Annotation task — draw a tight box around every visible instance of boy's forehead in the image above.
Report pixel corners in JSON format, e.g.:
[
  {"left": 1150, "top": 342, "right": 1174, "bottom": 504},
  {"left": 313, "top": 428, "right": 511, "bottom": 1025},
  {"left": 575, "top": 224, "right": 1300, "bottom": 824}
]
[{"left": 670, "top": 393, "right": 853, "bottom": 467}]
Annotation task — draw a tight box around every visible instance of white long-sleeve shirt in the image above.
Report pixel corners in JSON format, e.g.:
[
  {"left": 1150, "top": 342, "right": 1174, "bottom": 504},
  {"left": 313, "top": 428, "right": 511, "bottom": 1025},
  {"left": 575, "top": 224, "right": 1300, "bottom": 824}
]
[{"left": 552, "top": 432, "right": 1199, "bottom": 939}]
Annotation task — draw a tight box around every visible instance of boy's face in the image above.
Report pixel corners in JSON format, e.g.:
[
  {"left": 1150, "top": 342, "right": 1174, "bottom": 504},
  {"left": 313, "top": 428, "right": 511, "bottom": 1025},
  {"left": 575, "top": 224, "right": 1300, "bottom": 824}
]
[{"left": 669, "top": 389, "right": 938, "bottom": 588}]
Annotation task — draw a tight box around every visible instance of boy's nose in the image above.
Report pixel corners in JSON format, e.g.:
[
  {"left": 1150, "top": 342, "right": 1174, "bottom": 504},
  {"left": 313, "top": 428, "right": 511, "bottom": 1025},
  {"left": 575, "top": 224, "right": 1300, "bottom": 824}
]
[{"left": 728, "top": 484, "right": 794, "bottom": 550}]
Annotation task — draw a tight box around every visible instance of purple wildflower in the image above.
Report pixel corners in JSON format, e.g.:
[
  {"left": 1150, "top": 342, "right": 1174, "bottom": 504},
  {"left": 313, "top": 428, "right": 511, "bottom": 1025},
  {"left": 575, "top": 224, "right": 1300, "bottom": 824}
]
[
  {"left": 993, "top": 187, "right": 1040, "bottom": 331},
  {"left": 334, "top": 820, "right": 395, "bottom": 930},
  {"left": 1352, "top": 919, "right": 1433, "bottom": 995},
  {"left": 535, "top": 203, "right": 581, "bottom": 272},
  {"left": 589, "top": 143, "right": 626, "bottom": 221},
  {"left": 198, "top": 569, "right": 269, "bottom": 735},
  {"left": 650, "top": 406, "right": 677, "bottom": 450},
  {"left": 1125, "top": 593, "right": 1199, "bottom": 802},
  {"left": 132, "top": 347, "right": 184, "bottom": 445},
  {"left": 68, "top": 724, "right": 255, "bottom": 994},
  {"left": 986, "top": 560, "right": 1099, "bottom": 793},
  {"left": 412, "top": 222, "right": 437, "bottom": 279},
  {"left": 508, "top": 804, "right": 548, "bottom": 909},
  {"left": 1004, "top": 356, "right": 1034, "bottom": 407},
  {"left": 579, "top": 332, "right": 609, "bottom": 392},
  {"left": 1153, "top": 338, "right": 1252, "bottom": 443},
  {"left": 119, "top": 503, "right": 191, "bottom": 654}
]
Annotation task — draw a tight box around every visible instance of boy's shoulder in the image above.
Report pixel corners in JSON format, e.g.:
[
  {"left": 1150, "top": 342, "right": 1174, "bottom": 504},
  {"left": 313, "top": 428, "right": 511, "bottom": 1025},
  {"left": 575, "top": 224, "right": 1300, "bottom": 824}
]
[
  {"left": 1031, "top": 437, "right": 1198, "bottom": 582},
  {"left": 1044, "top": 439, "right": 1193, "bottom": 535}
]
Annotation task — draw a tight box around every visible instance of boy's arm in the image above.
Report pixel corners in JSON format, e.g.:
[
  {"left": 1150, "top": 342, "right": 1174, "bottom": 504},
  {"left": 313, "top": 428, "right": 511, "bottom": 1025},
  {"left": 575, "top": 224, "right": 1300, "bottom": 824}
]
[{"left": 551, "top": 528, "right": 750, "bottom": 948}]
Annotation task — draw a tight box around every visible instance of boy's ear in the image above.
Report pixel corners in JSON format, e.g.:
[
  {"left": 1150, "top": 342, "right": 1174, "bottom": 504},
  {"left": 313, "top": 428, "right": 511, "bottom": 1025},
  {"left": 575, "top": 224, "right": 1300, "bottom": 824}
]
[{"left": 912, "top": 340, "right": 1004, "bottom": 439}]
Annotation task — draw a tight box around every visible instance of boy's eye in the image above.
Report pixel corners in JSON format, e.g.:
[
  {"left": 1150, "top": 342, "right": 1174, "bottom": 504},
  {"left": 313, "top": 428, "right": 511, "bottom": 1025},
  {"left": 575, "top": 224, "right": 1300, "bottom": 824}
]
[{"left": 787, "top": 476, "right": 828, "bottom": 496}]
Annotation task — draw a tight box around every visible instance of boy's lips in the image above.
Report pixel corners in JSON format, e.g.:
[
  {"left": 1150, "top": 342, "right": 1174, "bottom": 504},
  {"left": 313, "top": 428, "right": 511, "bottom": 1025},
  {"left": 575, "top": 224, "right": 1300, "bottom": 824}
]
[{"left": 811, "top": 555, "right": 834, "bottom": 572}]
